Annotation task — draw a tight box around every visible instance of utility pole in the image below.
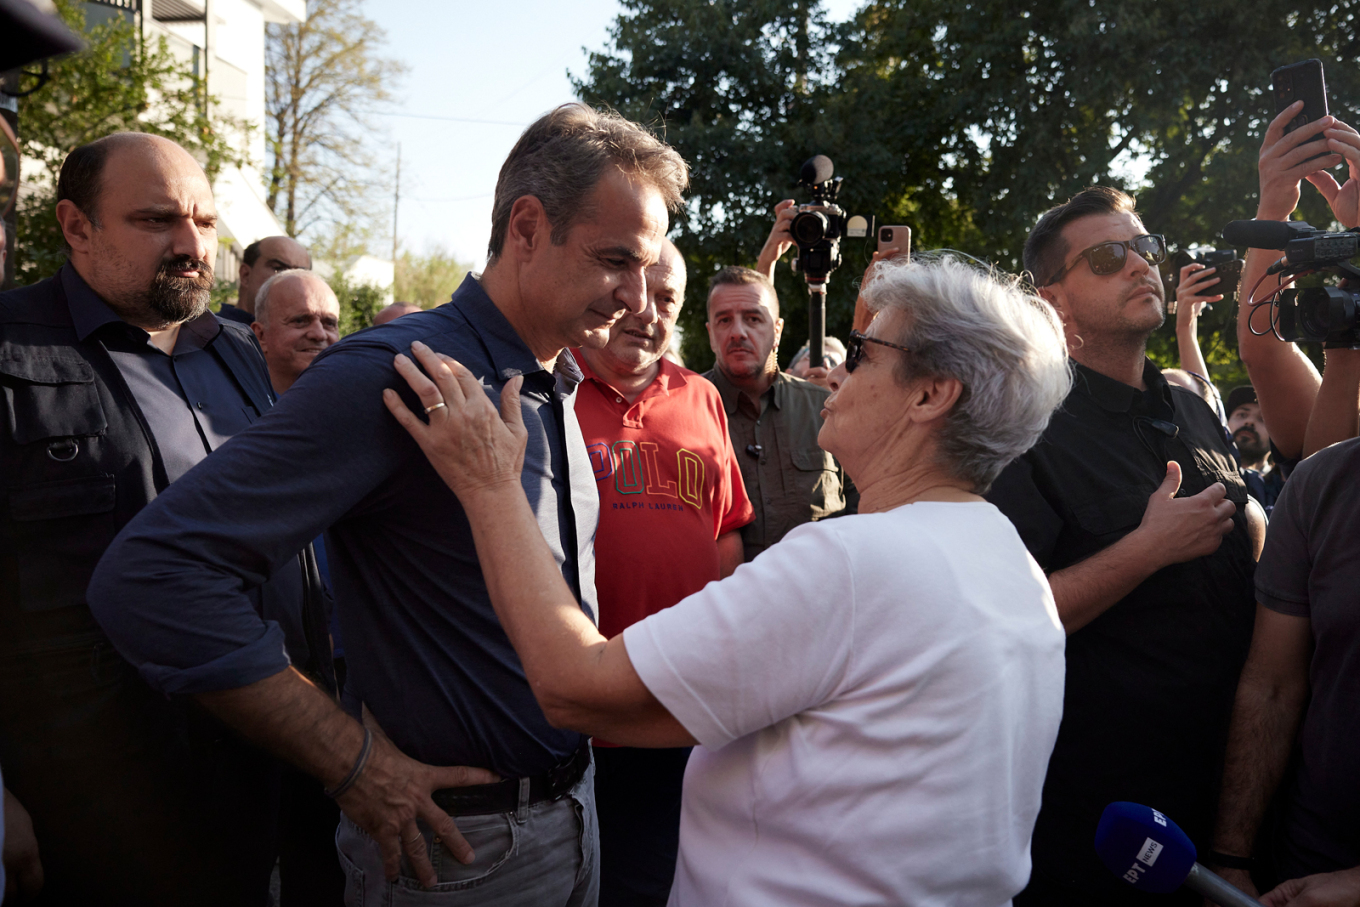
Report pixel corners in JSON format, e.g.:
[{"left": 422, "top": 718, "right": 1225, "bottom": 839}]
[
  {"left": 202, "top": 0, "right": 213, "bottom": 117},
  {"left": 392, "top": 142, "right": 400, "bottom": 264}
]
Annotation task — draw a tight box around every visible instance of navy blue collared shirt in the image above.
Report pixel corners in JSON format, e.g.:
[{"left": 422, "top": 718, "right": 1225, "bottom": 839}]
[
  {"left": 89, "top": 274, "right": 598, "bottom": 776},
  {"left": 62, "top": 267, "right": 266, "bottom": 482},
  {"left": 215, "top": 303, "right": 255, "bottom": 326}
]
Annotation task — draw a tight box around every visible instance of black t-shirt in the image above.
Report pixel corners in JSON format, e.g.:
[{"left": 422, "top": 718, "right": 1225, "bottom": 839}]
[
  {"left": 987, "top": 359, "right": 1257, "bottom": 903},
  {"left": 1255, "top": 437, "right": 1360, "bottom": 880}
]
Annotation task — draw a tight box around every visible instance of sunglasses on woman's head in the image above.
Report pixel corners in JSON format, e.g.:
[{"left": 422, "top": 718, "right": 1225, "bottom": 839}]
[
  {"left": 845, "top": 330, "right": 914, "bottom": 373},
  {"left": 1045, "top": 234, "right": 1166, "bottom": 285}
]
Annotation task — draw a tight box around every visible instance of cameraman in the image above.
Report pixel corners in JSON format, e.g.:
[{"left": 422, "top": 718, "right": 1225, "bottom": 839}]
[
  {"left": 1208, "top": 104, "right": 1360, "bottom": 905},
  {"left": 755, "top": 199, "right": 798, "bottom": 283},
  {"left": 1235, "top": 104, "right": 1360, "bottom": 461},
  {"left": 755, "top": 200, "right": 837, "bottom": 383}
]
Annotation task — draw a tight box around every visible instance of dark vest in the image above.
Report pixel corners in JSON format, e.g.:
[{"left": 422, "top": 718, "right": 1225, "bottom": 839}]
[
  {"left": 0, "top": 273, "right": 332, "bottom": 688},
  {"left": 0, "top": 273, "right": 272, "bottom": 621}
]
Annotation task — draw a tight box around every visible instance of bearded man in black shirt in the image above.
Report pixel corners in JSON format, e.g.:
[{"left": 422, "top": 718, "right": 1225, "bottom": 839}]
[{"left": 987, "top": 186, "right": 1265, "bottom": 906}]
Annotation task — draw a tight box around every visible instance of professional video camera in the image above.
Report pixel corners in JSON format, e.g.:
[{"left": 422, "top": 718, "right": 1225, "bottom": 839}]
[
  {"left": 1161, "top": 249, "right": 1244, "bottom": 314},
  {"left": 1223, "top": 219, "right": 1360, "bottom": 346},
  {"left": 790, "top": 156, "right": 849, "bottom": 281},
  {"left": 788, "top": 155, "right": 868, "bottom": 367}
]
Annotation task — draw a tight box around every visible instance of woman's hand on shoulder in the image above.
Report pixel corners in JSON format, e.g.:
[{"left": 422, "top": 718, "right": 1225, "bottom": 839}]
[{"left": 382, "top": 341, "right": 527, "bottom": 502}]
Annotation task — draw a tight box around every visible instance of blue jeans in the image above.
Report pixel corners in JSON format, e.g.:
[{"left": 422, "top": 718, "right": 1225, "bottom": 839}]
[{"left": 336, "top": 760, "right": 599, "bottom": 906}]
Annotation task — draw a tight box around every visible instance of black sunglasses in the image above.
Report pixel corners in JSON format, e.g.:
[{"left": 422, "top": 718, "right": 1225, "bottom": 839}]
[
  {"left": 1046, "top": 234, "right": 1166, "bottom": 285},
  {"left": 845, "top": 329, "right": 913, "bottom": 373}
]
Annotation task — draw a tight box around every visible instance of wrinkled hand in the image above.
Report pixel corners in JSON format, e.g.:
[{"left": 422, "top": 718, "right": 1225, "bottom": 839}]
[
  {"left": 1136, "top": 462, "right": 1236, "bottom": 567},
  {"left": 336, "top": 730, "right": 500, "bottom": 887},
  {"left": 1261, "top": 867, "right": 1360, "bottom": 907},
  {"left": 3, "top": 786, "right": 43, "bottom": 901},
  {"left": 755, "top": 199, "right": 797, "bottom": 279},
  {"left": 1257, "top": 102, "right": 1346, "bottom": 221},
  {"left": 382, "top": 341, "right": 528, "bottom": 501},
  {"left": 1177, "top": 263, "right": 1221, "bottom": 324}
]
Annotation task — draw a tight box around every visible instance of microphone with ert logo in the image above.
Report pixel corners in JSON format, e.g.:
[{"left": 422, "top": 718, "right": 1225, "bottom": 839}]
[{"left": 1094, "top": 802, "right": 1265, "bottom": 907}]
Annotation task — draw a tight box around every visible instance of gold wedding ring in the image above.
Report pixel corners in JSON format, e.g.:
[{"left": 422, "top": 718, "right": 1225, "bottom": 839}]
[{"left": 424, "top": 402, "right": 447, "bottom": 415}]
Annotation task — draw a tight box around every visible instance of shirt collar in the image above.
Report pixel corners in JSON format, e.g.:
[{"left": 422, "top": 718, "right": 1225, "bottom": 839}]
[
  {"left": 62, "top": 264, "right": 124, "bottom": 341},
  {"left": 572, "top": 350, "right": 689, "bottom": 400},
  {"left": 652, "top": 357, "right": 690, "bottom": 395},
  {"left": 449, "top": 274, "right": 556, "bottom": 386},
  {"left": 707, "top": 365, "right": 781, "bottom": 414},
  {"left": 62, "top": 263, "right": 223, "bottom": 351},
  {"left": 1073, "top": 358, "right": 1172, "bottom": 414}
]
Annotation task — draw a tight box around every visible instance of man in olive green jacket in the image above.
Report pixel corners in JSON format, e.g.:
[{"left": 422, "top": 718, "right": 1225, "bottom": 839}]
[{"left": 702, "top": 266, "right": 853, "bottom": 562}]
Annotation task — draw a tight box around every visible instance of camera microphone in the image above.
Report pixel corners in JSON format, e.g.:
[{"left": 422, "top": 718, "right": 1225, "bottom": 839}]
[
  {"left": 1223, "top": 219, "right": 1313, "bottom": 250},
  {"left": 1094, "top": 802, "right": 1265, "bottom": 907},
  {"left": 800, "top": 155, "right": 834, "bottom": 186}
]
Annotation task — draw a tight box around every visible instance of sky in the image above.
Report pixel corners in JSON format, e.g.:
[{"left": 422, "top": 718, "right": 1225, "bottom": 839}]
[{"left": 366, "top": 0, "right": 863, "bottom": 269}]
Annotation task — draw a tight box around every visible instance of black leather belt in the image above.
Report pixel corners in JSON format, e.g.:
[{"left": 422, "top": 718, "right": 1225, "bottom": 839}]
[{"left": 431, "top": 743, "right": 591, "bottom": 817}]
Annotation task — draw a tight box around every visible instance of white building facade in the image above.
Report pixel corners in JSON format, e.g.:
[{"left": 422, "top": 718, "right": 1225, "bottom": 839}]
[{"left": 84, "top": 0, "right": 304, "bottom": 279}]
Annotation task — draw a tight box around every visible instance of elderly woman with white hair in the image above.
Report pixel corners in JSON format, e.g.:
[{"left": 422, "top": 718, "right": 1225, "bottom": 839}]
[{"left": 384, "top": 256, "right": 1073, "bottom": 906}]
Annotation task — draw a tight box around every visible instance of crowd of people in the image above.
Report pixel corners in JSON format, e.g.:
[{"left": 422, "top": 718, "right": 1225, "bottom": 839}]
[{"left": 2, "top": 59, "right": 1360, "bottom": 907}]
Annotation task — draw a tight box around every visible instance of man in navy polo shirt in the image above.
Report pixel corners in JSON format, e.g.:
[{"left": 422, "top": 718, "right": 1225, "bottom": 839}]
[
  {"left": 88, "top": 103, "right": 688, "bottom": 905},
  {"left": 217, "top": 234, "right": 312, "bottom": 326}
]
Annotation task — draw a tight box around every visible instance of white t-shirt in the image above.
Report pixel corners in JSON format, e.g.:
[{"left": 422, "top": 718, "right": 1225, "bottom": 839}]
[{"left": 623, "top": 501, "right": 1066, "bottom": 907}]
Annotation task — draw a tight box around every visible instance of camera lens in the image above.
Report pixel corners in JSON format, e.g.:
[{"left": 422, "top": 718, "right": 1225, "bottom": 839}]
[
  {"left": 1298, "top": 287, "right": 1357, "bottom": 341},
  {"left": 880, "top": 227, "right": 893, "bottom": 242},
  {"left": 792, "top": 210, "right": 829, "bottom": 246}
]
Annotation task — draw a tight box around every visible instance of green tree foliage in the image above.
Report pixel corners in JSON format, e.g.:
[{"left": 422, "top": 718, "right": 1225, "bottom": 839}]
[
  {"left": 576, "top": 0, "right": 1358, "bottom": 383},
  {"left": 394, "top": 244, "right": 469, "bottom": 308},
  {"left": 14, "top": 0, "right": 248, "bottom": 285},
  {"left": 575, "top": 0, "right": 844, "bottom": 369},
  {"left": 327, "top": 272, "right": 386, "bottom": 335}
]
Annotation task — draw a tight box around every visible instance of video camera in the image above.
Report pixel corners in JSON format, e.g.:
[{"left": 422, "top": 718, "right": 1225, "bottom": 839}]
[
  {"left": 790, "top": 155, "right": 849, "bottom": 282},
  {"left": 1222, "top": 219, "right": 1360, "bottom": 346},
  {"left": 787, "top": 155, "right": 869, "bottom": 368}
]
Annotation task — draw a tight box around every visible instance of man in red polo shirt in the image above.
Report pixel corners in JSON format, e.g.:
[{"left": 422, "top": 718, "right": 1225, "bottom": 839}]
[{"left": 573, "top": 239, "right": 752, "bottom": 907}]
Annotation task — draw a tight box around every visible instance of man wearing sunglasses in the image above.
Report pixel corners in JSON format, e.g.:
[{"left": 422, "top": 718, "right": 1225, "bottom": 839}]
[{"left": 986, "top": 186, "right": 1262, "bottom": 907}]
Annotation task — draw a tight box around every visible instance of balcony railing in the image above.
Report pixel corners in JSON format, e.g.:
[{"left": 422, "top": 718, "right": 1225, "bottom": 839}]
[{"left": 151, "top": 0, "right": 206, "bottom": 22}]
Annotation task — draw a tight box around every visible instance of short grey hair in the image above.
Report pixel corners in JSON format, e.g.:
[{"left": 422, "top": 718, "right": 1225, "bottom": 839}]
[
  {"left": 487, "top": 103, "right": 689, "bottom": 261},
  {"left": 862, "top": 255, "right": 1072, "bottom": 492},
  {"left": 254, "top": 269, "right": 335, "bottom": 326}
]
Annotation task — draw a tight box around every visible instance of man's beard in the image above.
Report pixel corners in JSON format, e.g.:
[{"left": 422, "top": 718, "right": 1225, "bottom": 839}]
[
  {"left": 1234, "top": 429, "right": 1269, "bottom": 462},
  {"left": 143, "top": 256, "right": 214, "bottom": 323}
]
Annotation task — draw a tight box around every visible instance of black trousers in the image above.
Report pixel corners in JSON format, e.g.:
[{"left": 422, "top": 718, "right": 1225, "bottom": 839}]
[
  {"left": 277, "top": 766, "right": 344, "bottom": 907},
  {"left": 593, "top": 745, "right": 691, "bottom": 907},
  {"left": 0, "top": 626, "right": 280, "bottom": 907}
]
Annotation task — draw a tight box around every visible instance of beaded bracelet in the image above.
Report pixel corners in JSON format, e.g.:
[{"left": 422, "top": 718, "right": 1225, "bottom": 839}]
[{"left": 325, "top": 727, "right": 373, "bottom": 799}]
